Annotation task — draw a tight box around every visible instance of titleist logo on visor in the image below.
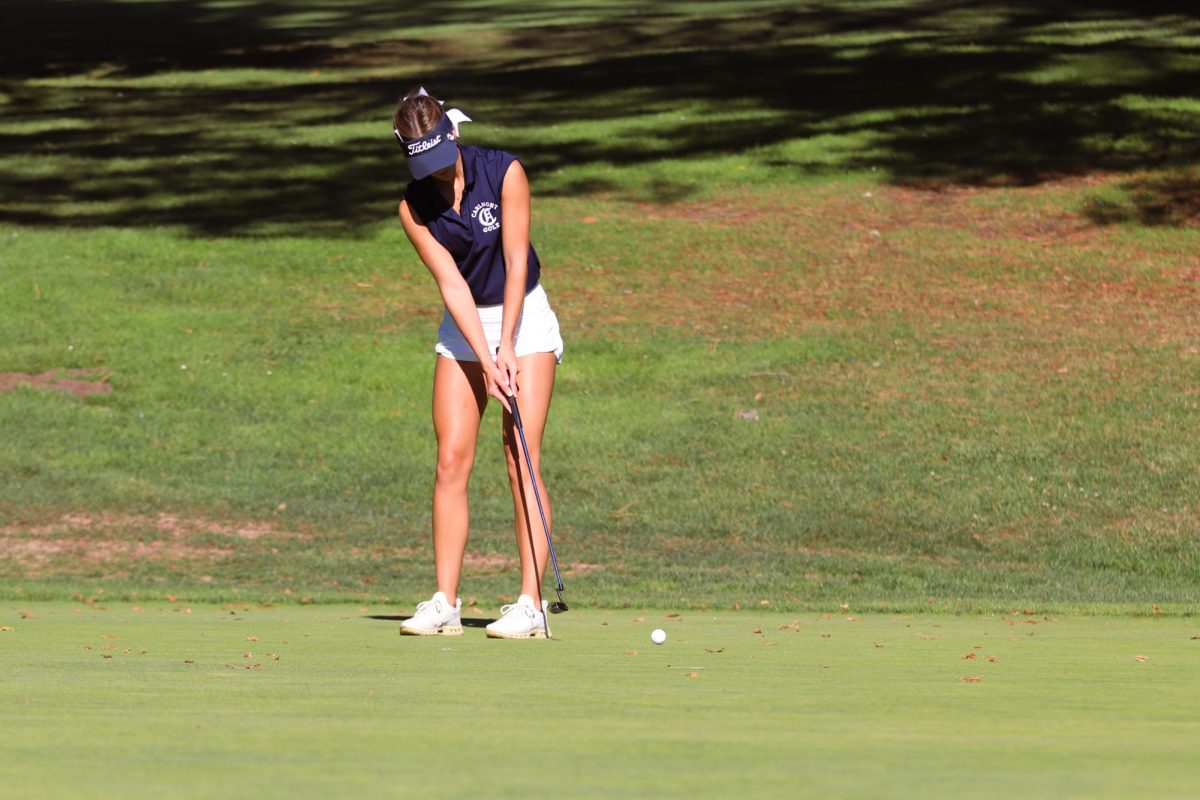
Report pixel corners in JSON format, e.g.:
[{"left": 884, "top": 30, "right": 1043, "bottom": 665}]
[{"left": 406, "top": 134, "right": 442, "bottom": 156}]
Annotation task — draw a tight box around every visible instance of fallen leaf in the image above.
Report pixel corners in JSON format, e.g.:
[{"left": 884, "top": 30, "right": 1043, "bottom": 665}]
[
  {"left": 687, "top": 672, "right": 698, "bottom": 678},
  {"left": 581, "top": 216, "right": 598, "bottom": 223},
  {"left": 961, "top": 675, "right": 982, "bottom": 682},
  {"left": 964, "top": 652, "right": 977, "bottom": 660},
  {"left": 624, "top": 650, "right": 638, "bottom": 656},
  {"left": 1134, "top": 655, "right": 1149, "bottom": 662},
  {"left": 634, "top": 616, "right": 646, "bottom": 623},
  {"left": 752, "top": 627, "right": 763, "bottom": 634},
  {"left": 0, "top": 626, "right": 14, "bottom": 632},
  {"left": 101, "top": 654, "right": 113, "bottom": 659},
  {"left": 846, "top": 617, "right": 860, "bottom": 622},
  {"left": 245, "top": 636, "right": 258, "bottom": 642},
  {"left": 874, "top": 642, "right": 886, "bottom": 648},
  {"left": 184, "top": 660, "right": 194, "bottom": 664},
  {"left": 19, "top": 611, "right": 33, "bottom": 619},
  {"left": 243, "top": 652, "right": 253, "bottom": 658},
  {"left": 705, "top": 647, "right": 725, "bottom": 654},
  {"left": 987, "top": 656, "right": 999, "bottom": 663}
]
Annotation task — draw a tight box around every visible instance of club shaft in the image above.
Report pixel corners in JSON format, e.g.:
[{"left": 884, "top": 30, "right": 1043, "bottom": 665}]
[{"left": 509, "top": 396, "right": 566, "bottom": 595}]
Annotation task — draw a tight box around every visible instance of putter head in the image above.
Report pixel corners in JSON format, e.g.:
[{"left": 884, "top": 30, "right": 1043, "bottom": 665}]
[{"left": 548, "top": 601, "right": 569, "bottom": 614}]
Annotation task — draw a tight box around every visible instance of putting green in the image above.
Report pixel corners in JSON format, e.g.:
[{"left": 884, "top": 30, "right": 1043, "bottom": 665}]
[{"left": 2, "top": 603, "right": 1198, "bottom": 798}]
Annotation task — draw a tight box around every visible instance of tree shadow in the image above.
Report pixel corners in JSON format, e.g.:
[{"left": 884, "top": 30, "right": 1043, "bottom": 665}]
[
  {"left": 2, "top": 0, "right": 1199, "bottom": 235},
  {"left": 1083, "top": 171, "right": 1200, "bottom": 227}
]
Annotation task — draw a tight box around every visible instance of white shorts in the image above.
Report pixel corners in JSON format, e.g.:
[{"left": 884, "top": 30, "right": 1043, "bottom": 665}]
[{"left": 435, "top": 283, "right": 564, "bottom": 363}]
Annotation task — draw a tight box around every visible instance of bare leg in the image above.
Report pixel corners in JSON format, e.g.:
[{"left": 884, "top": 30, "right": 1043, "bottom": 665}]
[
  {"left": 502, "top": 353, "right": 558, "bottom": 603},
  {"left": 432, "top": 356, "right": 488, "bottom": 602}
]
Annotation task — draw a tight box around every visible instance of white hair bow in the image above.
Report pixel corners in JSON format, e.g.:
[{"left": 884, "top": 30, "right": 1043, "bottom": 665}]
[{"left": 417, "top": 86, "right": 472, "bottom": 129}]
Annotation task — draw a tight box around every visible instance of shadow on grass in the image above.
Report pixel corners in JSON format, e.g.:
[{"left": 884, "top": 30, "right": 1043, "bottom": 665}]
[
  {"left": 1083, "top": 171, "right": 1200, "bottom": 227},
  {"left": 366, "top": 614, "right": 496, "bottom": 628},
  {"left": 2, "top": 0, "right": 1200, "bottom": 235}
]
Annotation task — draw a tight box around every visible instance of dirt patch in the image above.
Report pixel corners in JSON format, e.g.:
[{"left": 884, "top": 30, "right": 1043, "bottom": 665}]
[
  {"left": 459, "top": 552, "right": 605, "bottom": 575},
  {"left": 0, "top": 369, "right": 111, "bottom": 397},
  {"left": 640, "top": 198, "right": 785, "bottom": 228},
  {"left": 462, "top": 551, "right": 518, "bottom": 573},
  {"left": 0, "top": 512, "right": 306, "bottom": 578},
  {"left": 558, "top": 176, "right": 1200, "bottom": 344},
  {"left": 563, "top": 562, "right": 604, "bottom": 575}
]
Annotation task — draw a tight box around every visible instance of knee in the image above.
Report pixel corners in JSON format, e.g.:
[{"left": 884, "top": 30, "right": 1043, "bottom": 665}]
[
  {"left": 436, "top": 446, "right": 475, "bottom": 487},
  {"left": 503, "top": 445, "right": 523, "bottom": 484},
  {"left": 505, "top": 448, "right": 540, "bottom": 487}
]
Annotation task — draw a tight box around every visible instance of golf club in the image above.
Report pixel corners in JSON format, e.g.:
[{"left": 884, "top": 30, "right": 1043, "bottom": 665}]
[{"left": 508, "top": 393, "right": 569, "bottom": 614}]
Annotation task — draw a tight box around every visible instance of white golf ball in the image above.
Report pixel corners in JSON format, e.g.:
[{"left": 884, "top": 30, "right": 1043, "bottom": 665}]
[{"left": 650, "top": 628, "right": 667, "bottom": 645}]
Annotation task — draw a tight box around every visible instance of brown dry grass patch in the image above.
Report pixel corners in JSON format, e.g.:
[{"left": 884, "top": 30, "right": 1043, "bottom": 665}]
[
  {"left": 0, "top": 512, "right": 307, "bottom": 578},
  {"left": 0, "top": 369, "right": 112, "bottom": 397},
  {"left": 563, "top": 176, "right": 1200, "bottom": 345}
]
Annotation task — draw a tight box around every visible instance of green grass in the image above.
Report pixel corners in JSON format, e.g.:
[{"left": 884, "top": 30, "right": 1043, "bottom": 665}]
[
  {"left": 2, "top": 0, "right": 1200, "bottom": 612},
  {"left": 2, "top": 191, "right": 1198, "bottom": 611},
  {"left": 4, "top": 4, "right": 1200, "bottom": 797},
  {"left": 3, "top": 602, "right": 1199, "bottom": 799}
]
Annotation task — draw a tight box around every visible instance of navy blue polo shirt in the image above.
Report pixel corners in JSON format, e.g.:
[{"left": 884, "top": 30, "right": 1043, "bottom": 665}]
[{"left": 404, "top": 145, "right": 541, "bottom": 306}]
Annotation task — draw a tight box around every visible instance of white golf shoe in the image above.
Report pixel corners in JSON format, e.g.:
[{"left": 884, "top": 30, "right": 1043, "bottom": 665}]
[
  {"left": 485, "top": 594, "right": 550, "bottom": 639},
  {"left": 399, "top": 591, "right": 463, "bottom": 636}
]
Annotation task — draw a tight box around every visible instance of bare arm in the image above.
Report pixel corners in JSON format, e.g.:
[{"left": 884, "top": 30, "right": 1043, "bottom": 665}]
[
  {"left": 399, "top": 198, "right": 512, "bottom": 407},
  {"left": 497, "top": 160, "right": 532, "bottom": 394}
]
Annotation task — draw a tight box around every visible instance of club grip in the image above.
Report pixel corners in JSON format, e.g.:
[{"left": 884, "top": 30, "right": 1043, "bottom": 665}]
[{"left": 508, "top": 394, "right": 522, "bottom": 428}]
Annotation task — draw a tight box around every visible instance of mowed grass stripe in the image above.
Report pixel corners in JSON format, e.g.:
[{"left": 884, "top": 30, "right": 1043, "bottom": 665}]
[
  {"left": 3, "top": 176, "right": 1199, "bottom": 609},
  {"left": 2, "top": 603, "right": 1199, "bottom": 798}
]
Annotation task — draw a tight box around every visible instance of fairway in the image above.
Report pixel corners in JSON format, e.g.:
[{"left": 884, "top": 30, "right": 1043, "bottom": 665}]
[
  {"left": 3, "top": 603, "right": 1199, "bottom": 799},
  {"left": 4, "top": 1, "right": 1200, "bottom": 796}
]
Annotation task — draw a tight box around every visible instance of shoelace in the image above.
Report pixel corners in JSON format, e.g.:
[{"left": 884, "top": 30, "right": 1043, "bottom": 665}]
[
  {"left": 499, "top": 603, "right": 535, "bottom": 619},
  {"left": 415, "top": 598, "right": 443, "bottom": 615}
]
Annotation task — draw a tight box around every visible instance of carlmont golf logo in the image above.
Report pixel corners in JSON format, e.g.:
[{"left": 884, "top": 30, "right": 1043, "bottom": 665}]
[
  {"left": 472, "top": 201, "right": 500, "bottom": 233},
  {"left": 407, "top": 135, "right": 441, "bottom": 156}
]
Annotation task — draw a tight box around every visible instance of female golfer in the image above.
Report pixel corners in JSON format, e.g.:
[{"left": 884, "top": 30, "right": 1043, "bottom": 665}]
[{"left": 393, "top": 88, "right": 563, "bottom": 639}]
